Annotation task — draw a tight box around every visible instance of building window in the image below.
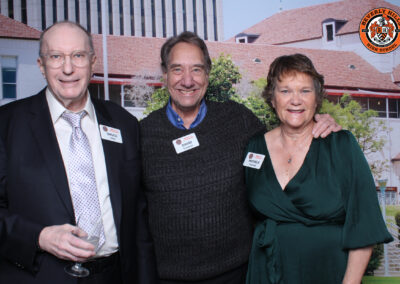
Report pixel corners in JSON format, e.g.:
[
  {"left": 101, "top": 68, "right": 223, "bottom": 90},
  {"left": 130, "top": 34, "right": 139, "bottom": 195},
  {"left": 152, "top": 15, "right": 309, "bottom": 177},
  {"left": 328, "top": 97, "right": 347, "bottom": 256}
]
[
  {"left": 182, "top": 0, "right": 187, "bottom": 31},
  {"left": 119, "top": 0, "right": 124, "bottom": 35},
  {"left": 130, "top": 0, "right": 135, "bottom": 36},
  {"left": 236, "top": 36, "right": 247, "bottom": 43},
  {"left": 192, "top": 0, "right": 197, "bottom": 34},
  {"left": 369, "top": 97, "right": 387, "bottom": 118},
  {"left": 109, "top": 84, "right": 122, "bottom": 105},
  {"left": 212, "top": 0, "right": 217, "bottom": 40},
  {"left": 141, "top": 0, "right": 145, "bottom": 36},
  {"left": 108, "top": 0, "right": 113, "bottom": 34},
  {"left": 124, "top": 84, "right": 154, "bottom": 107},
  {"left": 75, "top": 0, "right": 80, "bottom": 23},
  {"left": 64, "top": 0, "right": 68, "bottom": 20},
  {"left": 326, "top": 95, "right": 339, "bottom": 104},
  {"left": 162, "top": 0, "right": 166, "bottom": 37},
  {"left": 326, "top": 24, "right": 334, "bottom": 41},
  {"left": 328, "top": 94, "right": 400, "bottom": 118},
  {"left": 88, "top": 83, "right": 105, "bottom": 100},
  {"left": 41, "top": 0, "right": 46, "bottom": 30},
  {"left": 86, "top": 0, "right": 91, "bottom": 32},
  {"left": 151, "top": 0, "right": 156, "bottom": 37},
  {"left": 202, "top": 0, "right": 207, "bottom": 40},
  {"left": 22, "top": 0, "right": 28, "bottom": 24},
  {"left": 351, "top": 96, "right": 368, "bottom": 111},
  {"left": 389, "top": 98, "right": 399, "bottom": 118},
  {"left": 172, "top": 0, "right": 177, "bottom": 36},
  {"left": 52, "top": 0, "right": 57, "bottom": 23},
  {"left": 8, "top": 0, "right": 14, "bottom": 19},
  {"left": 88, "top": 83, "right": 121, "bottom": 105},
  {"left": 1, "top": 56, "right": 17, "bottom": 99},
  {"left": 98, "top": 0, "right": 102, "bottom": 33}
]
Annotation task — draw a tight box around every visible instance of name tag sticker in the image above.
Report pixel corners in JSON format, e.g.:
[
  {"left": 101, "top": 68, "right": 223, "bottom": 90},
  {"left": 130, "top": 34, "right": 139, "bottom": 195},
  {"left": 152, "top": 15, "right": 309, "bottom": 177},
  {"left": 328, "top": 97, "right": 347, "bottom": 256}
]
[
  {"left": 99, "top": 124, "right": 123, "bottom": 143},
  {"left": 243, "top": 152, "right": 265, "bottom": 169},
  {"left": 172, "top": 133, "right": 199, "bottom": 154}
]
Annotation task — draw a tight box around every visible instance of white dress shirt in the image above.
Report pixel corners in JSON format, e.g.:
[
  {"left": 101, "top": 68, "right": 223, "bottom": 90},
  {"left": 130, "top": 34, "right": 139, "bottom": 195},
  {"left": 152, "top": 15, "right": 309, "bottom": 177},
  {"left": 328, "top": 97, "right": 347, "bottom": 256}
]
[{"left": 46, "top": 89, "right": 118, "bottom": 256}]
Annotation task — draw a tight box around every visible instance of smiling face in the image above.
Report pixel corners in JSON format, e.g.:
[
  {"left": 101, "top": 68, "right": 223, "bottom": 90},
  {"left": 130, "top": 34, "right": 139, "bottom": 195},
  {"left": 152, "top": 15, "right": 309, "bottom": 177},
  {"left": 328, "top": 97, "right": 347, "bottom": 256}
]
[
  {"left": 37, "top": 23, "right": 96, "bottom": 111},
  {"left": 272, "top": 72, "right": 317, "bottom": 130},
  {"left": 163, "top": 42, "right": 209, "bottom": 117}
]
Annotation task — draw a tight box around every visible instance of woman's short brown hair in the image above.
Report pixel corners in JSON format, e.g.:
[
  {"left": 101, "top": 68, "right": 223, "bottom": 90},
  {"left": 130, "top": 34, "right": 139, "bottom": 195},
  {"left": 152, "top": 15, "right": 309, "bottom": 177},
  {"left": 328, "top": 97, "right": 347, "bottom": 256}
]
[{"left": 262, "top": 53, "right": 325, "bottom": 113}]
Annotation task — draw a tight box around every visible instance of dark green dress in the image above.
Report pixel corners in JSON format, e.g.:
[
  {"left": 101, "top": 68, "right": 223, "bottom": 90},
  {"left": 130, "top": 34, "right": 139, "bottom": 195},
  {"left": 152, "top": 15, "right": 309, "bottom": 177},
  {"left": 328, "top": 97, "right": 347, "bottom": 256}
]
[{"left": 244, "top": 130, "right": 393, "bottom": 284}]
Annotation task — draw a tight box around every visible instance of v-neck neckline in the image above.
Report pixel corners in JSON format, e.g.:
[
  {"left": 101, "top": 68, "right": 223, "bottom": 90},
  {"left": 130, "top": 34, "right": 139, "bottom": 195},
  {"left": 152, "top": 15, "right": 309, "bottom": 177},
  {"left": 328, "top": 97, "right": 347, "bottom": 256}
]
[{"left": 261, "top": 134, "right": 316, "bottom": 192}]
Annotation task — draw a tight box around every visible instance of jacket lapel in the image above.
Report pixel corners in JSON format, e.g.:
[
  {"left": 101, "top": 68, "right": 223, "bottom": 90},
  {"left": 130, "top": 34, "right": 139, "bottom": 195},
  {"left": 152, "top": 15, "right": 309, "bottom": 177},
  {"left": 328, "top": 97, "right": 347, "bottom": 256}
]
[
  {"left": 92, "top": 99, "right": 122, "bottom": 235},
  {"left": 28, "top": 91, "right": 75, "bottom": 219}
]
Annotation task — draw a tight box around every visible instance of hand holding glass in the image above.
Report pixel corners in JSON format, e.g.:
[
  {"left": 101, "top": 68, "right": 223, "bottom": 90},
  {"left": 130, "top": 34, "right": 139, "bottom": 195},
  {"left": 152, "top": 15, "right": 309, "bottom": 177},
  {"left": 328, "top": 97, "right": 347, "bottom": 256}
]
[{"left": 64, "top": 216, "right": 103, "bottom": 277}]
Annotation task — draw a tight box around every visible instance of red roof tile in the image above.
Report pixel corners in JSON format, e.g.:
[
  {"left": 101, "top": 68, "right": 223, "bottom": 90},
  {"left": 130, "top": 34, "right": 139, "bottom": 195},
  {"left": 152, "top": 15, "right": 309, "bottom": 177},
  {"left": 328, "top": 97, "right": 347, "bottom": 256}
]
[
  {"left": 392, "top": 152, "right": 400, "bottom": 161},
  {"left": 92, "top": 35, "right": 400, "bottom": 92},
  {"left": 227, "top": 0, "right": 400, "bottom": 45},
  {"left": 393, "top": 64, "right": 400, "bottom": 83},
  {"left": 0, "top": 14, "right": 41, "bottom": 39}
]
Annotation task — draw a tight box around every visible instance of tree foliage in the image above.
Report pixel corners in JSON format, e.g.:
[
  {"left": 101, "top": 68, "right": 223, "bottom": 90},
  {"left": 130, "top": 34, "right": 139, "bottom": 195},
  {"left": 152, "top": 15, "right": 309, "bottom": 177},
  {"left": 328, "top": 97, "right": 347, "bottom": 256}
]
[
  {"left": 365, "top": 244, "right": 384, "bottom": 275},
  {"left": 143, "top": 86, "right": 169, "bottom": 115},
  {"left": 124, "top": 84, "right": 154, "bottom": 107},
  {"left": 395, "top": 212, "right": 400, "bottom": 246},
  {"left": 233, "top": 77, "right": 278, "bottom": 130},
  {"left": 320, "top": 94, "right": 388, "bottom": 177},
  {"left": 206, "top": 54, "right": 241, "bottom": 102}
]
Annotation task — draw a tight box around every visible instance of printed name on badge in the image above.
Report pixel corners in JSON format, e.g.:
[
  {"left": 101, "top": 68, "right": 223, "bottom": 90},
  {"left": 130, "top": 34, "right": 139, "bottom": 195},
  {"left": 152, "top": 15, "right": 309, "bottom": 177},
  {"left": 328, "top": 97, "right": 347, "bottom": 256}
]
[
  {"left": 99, "top": 124, "right": 123, "bottom": 143},
  {"left": 243, "top": 152, "right": 265, "bottom": 169},
  {"left": 172, "top": 133, "right": 199, "bottom": 154}
]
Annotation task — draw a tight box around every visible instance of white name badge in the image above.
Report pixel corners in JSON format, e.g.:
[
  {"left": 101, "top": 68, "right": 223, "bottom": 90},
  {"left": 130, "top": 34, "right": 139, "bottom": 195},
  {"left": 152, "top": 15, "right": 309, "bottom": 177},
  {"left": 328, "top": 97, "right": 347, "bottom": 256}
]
[
  {"left": 243, "top": 152, "right": 265, "bottom": 169},
  {"left": 172, "top": 133, "right": 199, "bottom": 154},
  {"left": 99, "top": 124, "right": 123, "bottom": 143}
]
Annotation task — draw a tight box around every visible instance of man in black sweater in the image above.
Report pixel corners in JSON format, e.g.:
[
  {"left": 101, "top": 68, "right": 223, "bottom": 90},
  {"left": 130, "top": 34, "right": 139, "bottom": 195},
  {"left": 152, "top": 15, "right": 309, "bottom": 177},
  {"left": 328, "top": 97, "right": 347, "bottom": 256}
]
[{"left": 140, "top": 31, "right": 340, "bottom": 283}]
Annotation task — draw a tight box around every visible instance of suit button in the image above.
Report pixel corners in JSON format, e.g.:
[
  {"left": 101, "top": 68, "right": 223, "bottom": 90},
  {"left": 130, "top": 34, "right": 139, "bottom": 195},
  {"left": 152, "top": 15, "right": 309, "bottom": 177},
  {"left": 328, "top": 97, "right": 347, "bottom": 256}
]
[{"left": 15, "top": 262, "right": 25, "bottom": 269}]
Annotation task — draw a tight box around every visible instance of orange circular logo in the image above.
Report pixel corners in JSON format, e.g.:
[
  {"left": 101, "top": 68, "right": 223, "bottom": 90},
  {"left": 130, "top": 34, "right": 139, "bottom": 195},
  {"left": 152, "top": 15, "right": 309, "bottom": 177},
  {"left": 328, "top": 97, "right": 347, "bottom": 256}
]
[{"left": 359, "top": 7, "right": 400, "bottom": 54}]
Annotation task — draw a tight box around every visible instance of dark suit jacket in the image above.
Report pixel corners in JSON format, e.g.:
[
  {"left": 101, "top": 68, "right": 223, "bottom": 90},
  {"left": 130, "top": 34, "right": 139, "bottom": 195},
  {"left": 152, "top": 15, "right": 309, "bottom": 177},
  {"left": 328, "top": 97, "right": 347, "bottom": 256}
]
[{"left": 0, "top": 89, "right": 157, "bottom": 283}]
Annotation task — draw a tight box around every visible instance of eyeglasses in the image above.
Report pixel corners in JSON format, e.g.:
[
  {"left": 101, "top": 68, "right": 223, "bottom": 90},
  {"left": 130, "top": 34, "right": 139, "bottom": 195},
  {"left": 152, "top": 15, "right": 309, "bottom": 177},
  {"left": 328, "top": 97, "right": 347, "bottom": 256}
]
[{"left": 40, "top": 51, "right": 93, "bottom": 68}]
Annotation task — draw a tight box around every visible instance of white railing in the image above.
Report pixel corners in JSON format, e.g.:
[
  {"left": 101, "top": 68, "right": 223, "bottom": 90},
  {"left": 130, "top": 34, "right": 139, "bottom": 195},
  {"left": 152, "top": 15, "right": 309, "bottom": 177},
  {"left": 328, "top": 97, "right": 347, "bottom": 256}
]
[
  {"left": 377, "top": 191, "right": 399, "bottom": 205},
  {"left": 374, "top": 220, "right": 400, "bottom": 276}
]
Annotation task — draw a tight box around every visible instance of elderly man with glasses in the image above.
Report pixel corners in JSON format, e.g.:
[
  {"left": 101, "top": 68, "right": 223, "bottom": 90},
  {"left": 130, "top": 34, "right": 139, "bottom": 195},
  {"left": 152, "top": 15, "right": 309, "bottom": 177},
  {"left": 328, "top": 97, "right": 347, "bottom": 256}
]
[{"left": 0, "top": 21, "right": 157, "bottom": 284}]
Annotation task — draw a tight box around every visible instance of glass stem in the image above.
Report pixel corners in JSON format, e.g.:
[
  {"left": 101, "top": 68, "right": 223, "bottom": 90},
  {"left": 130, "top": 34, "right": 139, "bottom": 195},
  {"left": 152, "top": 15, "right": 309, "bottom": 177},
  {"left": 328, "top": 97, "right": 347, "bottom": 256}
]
[{"left": 72, "top": 263, "right": 82, "bottom": 272}]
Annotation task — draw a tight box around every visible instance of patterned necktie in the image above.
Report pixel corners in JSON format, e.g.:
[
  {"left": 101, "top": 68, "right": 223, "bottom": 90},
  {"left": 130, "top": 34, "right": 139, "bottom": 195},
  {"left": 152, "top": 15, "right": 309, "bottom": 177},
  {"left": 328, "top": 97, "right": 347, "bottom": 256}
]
[{"left": 62, "top": 111, "right": 105, "bottom": 249}]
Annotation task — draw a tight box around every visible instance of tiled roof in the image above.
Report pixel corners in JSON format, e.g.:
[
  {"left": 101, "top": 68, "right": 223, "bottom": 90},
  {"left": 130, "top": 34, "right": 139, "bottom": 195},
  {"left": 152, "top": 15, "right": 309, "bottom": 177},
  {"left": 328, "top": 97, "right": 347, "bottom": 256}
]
[
  {"left": 92, "top": 35, "right": 400, "bottom": 92},
  {"left": 227, "top": 0, "right": 400, "bottom": 45},
  {"left": 393, "top": 64, "right": 400, "bottom": 83},
  {"left": 92, "top": 34, "right": 165, "bottom": 79},
  {"left": 0, "top": 14, "right": 41, "bottom": 39},
  {"left": 208, "top": 41, "right": 399, "bottom": 91},
  {"left": 392, "top": 152, "right": 400, "bottom": 161}
]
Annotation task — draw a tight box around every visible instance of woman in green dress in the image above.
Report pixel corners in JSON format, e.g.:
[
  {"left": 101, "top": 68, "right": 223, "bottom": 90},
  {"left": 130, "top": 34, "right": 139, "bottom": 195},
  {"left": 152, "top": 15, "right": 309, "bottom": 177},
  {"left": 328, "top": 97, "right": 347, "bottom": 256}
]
[{"left": 244, "top": 54, "right": 393, "bottom": 284}]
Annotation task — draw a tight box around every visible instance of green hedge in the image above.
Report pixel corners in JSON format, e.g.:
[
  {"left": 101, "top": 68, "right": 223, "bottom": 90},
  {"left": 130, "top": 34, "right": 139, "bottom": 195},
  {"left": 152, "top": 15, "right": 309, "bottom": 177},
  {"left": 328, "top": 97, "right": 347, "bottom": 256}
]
[{"left": 365, "top": 244, "right": 384, "bottom": 276}]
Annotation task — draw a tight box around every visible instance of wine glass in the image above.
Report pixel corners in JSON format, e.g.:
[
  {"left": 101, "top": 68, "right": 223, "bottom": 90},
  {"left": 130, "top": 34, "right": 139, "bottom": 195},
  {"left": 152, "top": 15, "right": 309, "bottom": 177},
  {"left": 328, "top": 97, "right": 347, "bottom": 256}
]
[{"left": 64, "top": 216, "right": 103, "bottom": 277}]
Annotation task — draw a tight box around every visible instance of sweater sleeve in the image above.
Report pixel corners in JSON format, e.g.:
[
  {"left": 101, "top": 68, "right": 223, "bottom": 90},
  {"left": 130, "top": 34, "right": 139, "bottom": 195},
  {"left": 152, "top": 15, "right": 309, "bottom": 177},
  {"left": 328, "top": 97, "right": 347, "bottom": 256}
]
[{"left": 339, "top": 131, "right": 393, "bottom": 249}]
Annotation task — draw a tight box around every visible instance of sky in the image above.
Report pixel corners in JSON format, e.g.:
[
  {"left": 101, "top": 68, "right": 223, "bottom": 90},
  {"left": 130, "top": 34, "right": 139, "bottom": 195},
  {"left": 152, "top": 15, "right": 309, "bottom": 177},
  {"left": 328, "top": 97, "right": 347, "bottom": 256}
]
[{"left": 223, "top": 0, "right": 400, "bottom": 40}]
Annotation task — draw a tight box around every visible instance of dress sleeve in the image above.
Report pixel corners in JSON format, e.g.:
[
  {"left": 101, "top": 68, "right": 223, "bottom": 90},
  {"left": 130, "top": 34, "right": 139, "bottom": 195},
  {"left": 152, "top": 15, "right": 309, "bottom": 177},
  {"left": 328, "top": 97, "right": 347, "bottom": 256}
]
[{"left": 340, "top": 131, "right": 393, "bottom": 249}]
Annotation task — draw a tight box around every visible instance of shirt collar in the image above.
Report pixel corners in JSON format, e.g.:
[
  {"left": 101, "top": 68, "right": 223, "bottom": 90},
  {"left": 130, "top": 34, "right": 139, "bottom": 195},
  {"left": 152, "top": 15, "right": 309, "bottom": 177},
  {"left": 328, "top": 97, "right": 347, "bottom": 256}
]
[
  {"left": 166, "top": 98, "right": 207, "bottom": 130},
  {"left": 46, "top": 88, "right": 96, "bottom": 124}
]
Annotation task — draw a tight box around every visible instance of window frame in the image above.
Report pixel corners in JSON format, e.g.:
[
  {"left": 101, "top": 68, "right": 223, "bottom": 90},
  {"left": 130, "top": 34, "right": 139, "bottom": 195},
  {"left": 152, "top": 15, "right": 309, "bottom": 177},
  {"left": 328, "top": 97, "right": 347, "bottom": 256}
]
[{"left": 1, "top": 56, "right": 18, "bottom": 100}]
